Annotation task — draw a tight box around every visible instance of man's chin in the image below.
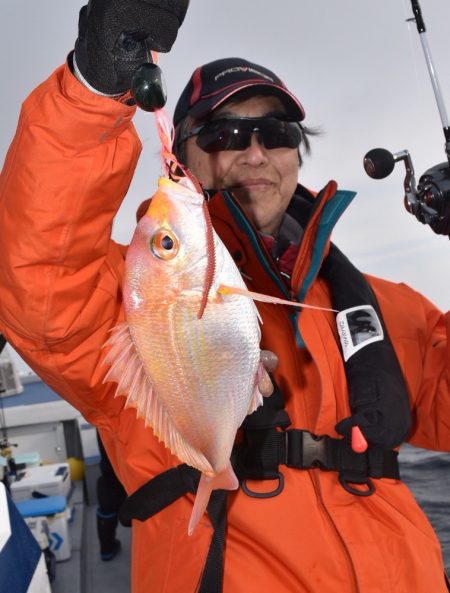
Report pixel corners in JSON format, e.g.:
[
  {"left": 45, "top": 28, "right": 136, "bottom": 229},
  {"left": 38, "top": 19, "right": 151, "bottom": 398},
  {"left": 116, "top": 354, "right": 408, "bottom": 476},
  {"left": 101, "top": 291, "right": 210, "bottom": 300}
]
[{"left": 231, "top": 185, "right": 273, "bottom": 203}]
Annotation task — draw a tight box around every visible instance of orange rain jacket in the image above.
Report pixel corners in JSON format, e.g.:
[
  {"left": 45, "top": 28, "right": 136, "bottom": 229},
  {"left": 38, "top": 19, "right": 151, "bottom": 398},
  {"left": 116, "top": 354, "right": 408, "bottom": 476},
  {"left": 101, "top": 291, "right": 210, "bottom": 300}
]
[{"left": 1, "top": 63, "right": 449, "bottom": 593}]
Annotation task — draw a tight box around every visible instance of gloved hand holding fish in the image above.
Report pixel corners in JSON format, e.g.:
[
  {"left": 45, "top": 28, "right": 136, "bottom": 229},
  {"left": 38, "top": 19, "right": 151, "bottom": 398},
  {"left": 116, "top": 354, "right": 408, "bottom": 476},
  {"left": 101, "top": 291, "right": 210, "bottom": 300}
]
[{"left": 102, "top": 54, "right": 334, "bottom": 536}]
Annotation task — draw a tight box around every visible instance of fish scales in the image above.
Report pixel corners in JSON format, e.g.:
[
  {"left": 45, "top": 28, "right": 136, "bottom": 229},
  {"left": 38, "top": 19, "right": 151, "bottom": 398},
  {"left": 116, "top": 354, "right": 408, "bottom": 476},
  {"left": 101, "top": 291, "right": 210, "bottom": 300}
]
[{"left": 132, "top": 297, "right": 259, "bottom": 466}]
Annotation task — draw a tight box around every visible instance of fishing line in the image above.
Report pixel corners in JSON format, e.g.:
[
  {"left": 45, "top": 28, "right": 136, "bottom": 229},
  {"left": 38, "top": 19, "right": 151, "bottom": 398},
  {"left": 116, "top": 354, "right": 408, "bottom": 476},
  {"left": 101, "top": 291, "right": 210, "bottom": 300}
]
[
  {"left": 410, "top": 0, "right": 450, "bottom": 131},
  {"left": 364, "top": 0, "right": 450, "bottom": 234},
  {"left": 401, "top": 0, "right": 423, "bottom": 98}
]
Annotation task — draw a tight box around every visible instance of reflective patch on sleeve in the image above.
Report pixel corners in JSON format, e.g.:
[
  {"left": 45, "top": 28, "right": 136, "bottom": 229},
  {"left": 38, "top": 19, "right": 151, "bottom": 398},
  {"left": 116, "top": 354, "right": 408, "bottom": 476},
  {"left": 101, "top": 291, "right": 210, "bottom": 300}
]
[{"left": 336, "top": 305, "right": 384, "bottom": 362}]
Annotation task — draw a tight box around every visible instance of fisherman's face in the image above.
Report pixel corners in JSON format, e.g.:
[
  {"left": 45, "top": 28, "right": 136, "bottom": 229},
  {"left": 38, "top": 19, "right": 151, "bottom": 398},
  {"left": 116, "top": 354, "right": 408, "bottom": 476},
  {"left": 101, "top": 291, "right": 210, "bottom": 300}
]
[{"left": 184, "top": 95, "right": 300, "bottom": 236}]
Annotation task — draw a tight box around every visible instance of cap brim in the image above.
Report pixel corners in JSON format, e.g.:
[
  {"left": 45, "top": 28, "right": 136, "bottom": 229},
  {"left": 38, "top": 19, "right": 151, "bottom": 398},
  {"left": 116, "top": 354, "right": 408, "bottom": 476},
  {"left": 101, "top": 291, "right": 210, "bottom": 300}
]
[{"left": 187, "top": 82, "right": 305, "bottom": 122}]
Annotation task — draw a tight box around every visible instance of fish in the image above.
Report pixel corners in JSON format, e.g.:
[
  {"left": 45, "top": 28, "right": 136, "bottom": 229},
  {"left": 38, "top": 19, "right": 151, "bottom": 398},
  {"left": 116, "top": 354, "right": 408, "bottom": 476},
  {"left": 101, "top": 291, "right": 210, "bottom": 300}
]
[
  {"left": 102, "top": 100, "right": 336, "bottom": 534},
  {"left": 103, "top": 175, "right": 267, "bottom": 535}
]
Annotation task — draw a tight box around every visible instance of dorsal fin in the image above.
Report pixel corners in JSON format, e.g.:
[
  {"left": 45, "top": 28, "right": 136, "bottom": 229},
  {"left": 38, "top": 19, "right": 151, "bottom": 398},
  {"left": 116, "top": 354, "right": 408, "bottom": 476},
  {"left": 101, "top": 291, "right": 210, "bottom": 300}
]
[
  {"left": 102, "top": 323, "right": 213, "bottom": 473},
  {"left": 197, "top": 199, "right": 216, "bottom": 320}
]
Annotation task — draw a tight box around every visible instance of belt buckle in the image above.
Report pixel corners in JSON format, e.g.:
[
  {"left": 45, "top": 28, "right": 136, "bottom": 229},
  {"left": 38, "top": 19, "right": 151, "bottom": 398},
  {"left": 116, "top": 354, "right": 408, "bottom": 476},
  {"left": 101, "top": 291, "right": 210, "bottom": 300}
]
[
  {"left": 241, "top": 473, "right": 284, "bottom": 499},
  {"left": 301, "top": 431, "right": 329, "bottom": 469}
]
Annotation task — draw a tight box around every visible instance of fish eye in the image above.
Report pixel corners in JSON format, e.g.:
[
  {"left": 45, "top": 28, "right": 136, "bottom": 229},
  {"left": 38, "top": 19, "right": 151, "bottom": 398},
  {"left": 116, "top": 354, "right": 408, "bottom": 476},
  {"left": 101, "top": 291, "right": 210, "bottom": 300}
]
[{"left": 150, "top": 229, "right": 179, "bottom": 260}]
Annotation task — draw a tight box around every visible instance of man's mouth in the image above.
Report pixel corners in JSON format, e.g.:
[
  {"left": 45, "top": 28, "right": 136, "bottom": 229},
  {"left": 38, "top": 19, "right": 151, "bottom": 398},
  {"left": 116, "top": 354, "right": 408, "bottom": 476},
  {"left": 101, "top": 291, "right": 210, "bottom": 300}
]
[{"left": 230, "top": 179, "right": 273, "bottom": 189}]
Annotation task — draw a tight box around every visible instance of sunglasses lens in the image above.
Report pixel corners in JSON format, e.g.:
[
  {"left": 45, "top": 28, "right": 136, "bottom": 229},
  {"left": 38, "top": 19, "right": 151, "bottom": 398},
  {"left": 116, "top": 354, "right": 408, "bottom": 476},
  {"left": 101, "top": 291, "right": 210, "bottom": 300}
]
[
  {"left": 196, "top": 118, "right": 302, "bottom": 153},
  {"left": 196, "top": 120, "right": 249, "bottom": 153},
  {"left": 261, "top": 120, "right": 302, "bottom": 149}
]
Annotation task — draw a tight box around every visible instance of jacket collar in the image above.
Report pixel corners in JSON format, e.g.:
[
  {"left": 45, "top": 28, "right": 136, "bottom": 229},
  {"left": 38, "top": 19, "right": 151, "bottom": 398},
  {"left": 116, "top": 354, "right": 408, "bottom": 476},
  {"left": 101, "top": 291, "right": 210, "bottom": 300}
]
[{"left": 206, "top": 182, "right": 356, "bottom": 299}]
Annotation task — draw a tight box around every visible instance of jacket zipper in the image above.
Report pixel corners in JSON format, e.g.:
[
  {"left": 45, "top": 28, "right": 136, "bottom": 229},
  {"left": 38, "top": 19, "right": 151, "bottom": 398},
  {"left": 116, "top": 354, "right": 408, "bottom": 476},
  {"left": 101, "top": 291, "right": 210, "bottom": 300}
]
[
  {"left": 221, "top": 190, "right": 292, "bottom": 298},
  {"left": 311, "top": 471, "right": 361, "bottom": 593},
  {"left": 223, "top": 188, "right": 363, "bottom": 588},
  {"left": 221, "top": 191, "right": 313, "bottom": 422}
]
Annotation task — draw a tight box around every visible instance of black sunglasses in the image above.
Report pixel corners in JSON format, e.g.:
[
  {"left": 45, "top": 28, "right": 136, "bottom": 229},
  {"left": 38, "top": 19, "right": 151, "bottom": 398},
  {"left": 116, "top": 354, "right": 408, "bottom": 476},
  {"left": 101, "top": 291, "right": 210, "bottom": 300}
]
[{"left": 177, "top": 116, "right": 303, "bottom": 153}]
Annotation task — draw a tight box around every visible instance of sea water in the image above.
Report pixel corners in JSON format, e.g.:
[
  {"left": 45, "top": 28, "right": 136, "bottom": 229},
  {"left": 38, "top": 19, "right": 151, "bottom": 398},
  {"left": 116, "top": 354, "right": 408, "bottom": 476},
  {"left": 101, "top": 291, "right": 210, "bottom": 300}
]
[{"left": 399, "top": 444, "right": 450, "bottom": 572}]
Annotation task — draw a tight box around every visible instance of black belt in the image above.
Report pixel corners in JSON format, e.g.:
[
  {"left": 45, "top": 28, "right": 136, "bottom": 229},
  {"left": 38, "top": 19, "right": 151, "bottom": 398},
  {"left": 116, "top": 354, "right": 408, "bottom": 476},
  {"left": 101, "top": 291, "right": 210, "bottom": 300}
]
[
  {"left": 119, "top": 429, "right": 400, "bottom": 593},
  {"left": 119, "top": 464, "right": 226, "bottom": 593},
  {"left": 120, "top": 429, "right": 401, "bottom": 523},
  {"left": 238, "top": 428, "right": 400, "bottom": 497}
]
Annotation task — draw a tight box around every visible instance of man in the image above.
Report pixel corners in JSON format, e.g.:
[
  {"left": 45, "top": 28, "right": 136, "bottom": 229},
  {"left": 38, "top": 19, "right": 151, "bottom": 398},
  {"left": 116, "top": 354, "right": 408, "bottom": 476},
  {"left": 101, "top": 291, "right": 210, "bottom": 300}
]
[{"left": 0, "top": 2, "right": 449, "bottom": 592}]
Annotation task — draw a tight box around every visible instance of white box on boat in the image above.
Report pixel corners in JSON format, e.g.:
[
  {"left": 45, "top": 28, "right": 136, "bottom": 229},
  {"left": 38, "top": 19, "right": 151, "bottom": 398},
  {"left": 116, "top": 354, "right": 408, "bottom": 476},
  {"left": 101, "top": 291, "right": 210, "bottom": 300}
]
[
  {"left": 10, "top": 463, "right": 71, "bottom": 502},
  {"left": 23, "top": 515, "right": 50, "bottom": 550},
  {"left": 17, "top": 495, "right": 72, "bottom": 561}
]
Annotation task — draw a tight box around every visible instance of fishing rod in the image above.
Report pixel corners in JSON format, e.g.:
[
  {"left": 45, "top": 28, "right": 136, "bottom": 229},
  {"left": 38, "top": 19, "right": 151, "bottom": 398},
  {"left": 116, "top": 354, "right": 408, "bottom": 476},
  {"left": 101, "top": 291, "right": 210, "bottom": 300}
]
[{"left": 363, "top": 0, "right": 450, "bottom": 236}]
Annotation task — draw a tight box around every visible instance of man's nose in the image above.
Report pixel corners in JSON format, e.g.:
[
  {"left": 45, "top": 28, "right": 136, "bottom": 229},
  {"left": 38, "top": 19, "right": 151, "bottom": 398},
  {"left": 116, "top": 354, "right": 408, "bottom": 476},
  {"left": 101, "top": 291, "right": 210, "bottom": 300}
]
[{"left": 238, "top": 133, "right": 269, "bottom": 165}]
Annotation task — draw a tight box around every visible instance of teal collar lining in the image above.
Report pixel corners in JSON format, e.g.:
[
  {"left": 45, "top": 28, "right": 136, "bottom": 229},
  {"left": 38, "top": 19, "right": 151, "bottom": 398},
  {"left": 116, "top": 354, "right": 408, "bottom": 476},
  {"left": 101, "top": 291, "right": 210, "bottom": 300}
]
[
  {"left": 221, "top": 191, "right": 289, "bottom": 297},
  {"left": 296, "top": 189, "right": 356, "bottom": 302},
  {"left": 219, "top": 188, "right": 357, "bottom": 347}
]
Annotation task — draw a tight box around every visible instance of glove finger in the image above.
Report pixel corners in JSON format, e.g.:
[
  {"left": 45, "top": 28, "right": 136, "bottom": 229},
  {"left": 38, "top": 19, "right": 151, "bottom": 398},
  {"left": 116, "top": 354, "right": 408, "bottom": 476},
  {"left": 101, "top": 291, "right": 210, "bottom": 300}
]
[
  {"left": 260, "top": 350, "right": 279, "bottom": 373},
  {"left": 140, "top": 5, "right": 188, "bottom": 52},
  {"left": 139, "top": 0, "right": 190, "bottom": 26},
  {"left": 257, "top": 350, "right": 278, "bottom": 398},
  {"left": 258, "top": 367, "right": 274, "bottom": 398},
  {"left": 113, "top": 2, "right": 188, "bottom": 52}
]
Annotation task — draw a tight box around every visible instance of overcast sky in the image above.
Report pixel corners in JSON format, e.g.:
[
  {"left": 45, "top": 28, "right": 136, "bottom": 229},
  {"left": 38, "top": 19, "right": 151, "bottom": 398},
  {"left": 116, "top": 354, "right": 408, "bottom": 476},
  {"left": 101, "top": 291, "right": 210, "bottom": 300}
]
[{"left": 1, "top": 0, "right": 449, "bottom": 370}]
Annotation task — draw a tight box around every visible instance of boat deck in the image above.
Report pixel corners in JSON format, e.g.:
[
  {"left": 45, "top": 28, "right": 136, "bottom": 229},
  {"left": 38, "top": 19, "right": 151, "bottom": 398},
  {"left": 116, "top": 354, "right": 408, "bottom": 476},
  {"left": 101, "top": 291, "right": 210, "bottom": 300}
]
[{"left": 51, "top": 483, "right": 131, "bottom": 593}]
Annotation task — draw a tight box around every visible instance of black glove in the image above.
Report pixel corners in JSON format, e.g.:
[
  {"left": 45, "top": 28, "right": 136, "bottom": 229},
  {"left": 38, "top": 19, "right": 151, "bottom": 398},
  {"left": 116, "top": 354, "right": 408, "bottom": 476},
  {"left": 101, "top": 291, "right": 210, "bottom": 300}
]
[{"left": 74, "top": 0, "right": 189, "bottom": 95}]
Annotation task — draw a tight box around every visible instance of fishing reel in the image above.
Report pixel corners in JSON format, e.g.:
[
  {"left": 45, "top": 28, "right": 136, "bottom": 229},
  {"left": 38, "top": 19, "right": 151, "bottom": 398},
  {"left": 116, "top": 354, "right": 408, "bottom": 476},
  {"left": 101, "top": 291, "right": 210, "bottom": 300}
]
[
  {"left": 0, "top": 437, "right": 17, "bottom": 459},
  {"left": 363, "top": 0, "right": 450, "bottom": 237},
  {"left": 363, "top": 147, "right": 450, "bottom": 235}
]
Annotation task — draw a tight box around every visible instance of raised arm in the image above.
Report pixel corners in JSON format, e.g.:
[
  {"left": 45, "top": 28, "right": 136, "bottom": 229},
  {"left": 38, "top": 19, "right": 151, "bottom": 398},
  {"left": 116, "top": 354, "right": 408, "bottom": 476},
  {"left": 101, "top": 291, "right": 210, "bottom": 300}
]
[
  {"left": 407, "top": 290, "right": 450, "bottom": 451},
  {"left": 0, "top": 0, "right": 189, "bottom": 425}
]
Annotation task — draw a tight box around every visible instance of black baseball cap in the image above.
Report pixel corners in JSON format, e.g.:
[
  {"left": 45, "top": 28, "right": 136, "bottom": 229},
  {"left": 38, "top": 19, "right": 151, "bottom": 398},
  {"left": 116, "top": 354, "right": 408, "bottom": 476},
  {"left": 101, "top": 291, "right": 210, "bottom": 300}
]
[{"left": 173, "top": 57, "right": 305, "bottom": 126}]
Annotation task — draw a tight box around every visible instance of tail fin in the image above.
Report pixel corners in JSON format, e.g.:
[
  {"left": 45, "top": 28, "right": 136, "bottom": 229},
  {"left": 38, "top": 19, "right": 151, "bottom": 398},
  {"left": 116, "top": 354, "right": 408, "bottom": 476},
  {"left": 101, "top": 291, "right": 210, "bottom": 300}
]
[{"left": 188, "top": 463, "right": 239, "bottom": 536}]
